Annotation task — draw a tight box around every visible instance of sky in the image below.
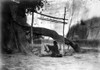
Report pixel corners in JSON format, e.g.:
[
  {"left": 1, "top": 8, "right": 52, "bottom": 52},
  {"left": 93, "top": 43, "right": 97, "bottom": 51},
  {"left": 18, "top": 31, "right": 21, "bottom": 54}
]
[
  {"left": 83, "top": 0, "right": 100, "bottom": 20},
  {"left": 26, "top": 0, "right": 100, "bottom": 37}
]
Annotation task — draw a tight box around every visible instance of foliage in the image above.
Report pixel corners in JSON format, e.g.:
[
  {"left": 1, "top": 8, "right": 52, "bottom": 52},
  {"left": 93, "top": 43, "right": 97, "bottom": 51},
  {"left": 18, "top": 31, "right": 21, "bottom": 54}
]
[{"left": 17, "top": 0, "right": 44, "bottom": 12}]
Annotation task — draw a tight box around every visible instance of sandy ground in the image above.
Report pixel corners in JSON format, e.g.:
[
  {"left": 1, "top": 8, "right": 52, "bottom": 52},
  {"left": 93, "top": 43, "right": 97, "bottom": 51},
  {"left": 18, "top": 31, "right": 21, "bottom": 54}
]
[
  {"left": 1, "top": 0, "right": 100, "bottom": 70},
  {"left": 1, "top": 47, "right": 100, "bottom": 70}
]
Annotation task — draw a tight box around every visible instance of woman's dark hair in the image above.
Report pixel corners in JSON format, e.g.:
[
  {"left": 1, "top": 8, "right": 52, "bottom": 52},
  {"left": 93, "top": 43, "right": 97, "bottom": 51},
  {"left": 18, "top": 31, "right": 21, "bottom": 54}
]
[
  {"left": 80, "top": 20, "right": 86, "bottom": 25},
  {"left": 53, "top": 41, "right": 57, "bottom": 45}
]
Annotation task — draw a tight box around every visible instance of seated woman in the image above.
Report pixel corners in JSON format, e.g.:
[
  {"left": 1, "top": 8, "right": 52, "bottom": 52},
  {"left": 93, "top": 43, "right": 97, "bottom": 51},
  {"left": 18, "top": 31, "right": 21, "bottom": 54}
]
[{"left": 45, "top": 41, "right": 62, "bottom": 57}]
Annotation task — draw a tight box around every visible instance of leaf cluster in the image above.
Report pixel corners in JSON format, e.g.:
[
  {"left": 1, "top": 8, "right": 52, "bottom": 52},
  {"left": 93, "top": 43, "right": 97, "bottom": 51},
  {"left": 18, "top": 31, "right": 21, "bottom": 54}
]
[{"left": 17, "top": 0, "right": 44, "bottom": 12}]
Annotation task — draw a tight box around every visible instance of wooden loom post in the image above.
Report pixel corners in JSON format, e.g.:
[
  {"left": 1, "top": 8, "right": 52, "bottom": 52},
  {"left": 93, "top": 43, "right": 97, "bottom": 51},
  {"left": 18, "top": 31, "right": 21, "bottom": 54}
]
[
  {"left": 30, "top": 12, "right": 34, "bottom": 44},
  {"left": 63, "top": 7, "right": 66, "bottom": 55}
]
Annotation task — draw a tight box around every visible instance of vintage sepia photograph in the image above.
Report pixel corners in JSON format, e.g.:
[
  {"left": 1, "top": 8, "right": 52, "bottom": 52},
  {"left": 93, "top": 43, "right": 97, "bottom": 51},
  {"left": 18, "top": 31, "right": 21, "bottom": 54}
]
[{"left": 0, "top": 0, "right": 100, "bottom": 70}]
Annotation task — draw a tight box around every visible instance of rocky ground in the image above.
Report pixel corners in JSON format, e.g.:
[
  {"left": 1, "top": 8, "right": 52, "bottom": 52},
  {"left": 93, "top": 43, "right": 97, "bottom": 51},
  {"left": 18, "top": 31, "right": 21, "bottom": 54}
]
[{"left": 1, "top": 46, "right": 100, "bottom": 70}]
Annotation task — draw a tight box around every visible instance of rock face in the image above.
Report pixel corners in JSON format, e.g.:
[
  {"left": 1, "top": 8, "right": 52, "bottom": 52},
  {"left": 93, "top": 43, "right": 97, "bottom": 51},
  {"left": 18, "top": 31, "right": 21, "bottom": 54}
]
[
  {"left": 84, "top": 17, "right": 100, "bottom": 40},
  {"left": 67, "top": 17, "right": 100, "bottom": 40},
  {"left": 67, "top": 23, "right": 88, "bottom": 40},
  {"left": 66, "top": 17, "right": 100, "bottom": 48},
  {"left": 81, "top": 17, "right": 100, "bottom": 40}
]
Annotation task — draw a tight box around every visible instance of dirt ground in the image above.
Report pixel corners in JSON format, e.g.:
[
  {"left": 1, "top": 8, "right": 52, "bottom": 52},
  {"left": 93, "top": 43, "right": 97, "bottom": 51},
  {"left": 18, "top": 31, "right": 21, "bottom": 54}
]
[{"left": 1, "top": 46, "right": 100, "bottom": 70}]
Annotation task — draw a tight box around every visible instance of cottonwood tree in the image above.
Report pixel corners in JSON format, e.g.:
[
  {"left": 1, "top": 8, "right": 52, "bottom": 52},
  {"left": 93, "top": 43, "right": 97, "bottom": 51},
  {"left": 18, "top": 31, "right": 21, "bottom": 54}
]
[{"left": 1, "top": 0, "right": 82, "bottom": 55}]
